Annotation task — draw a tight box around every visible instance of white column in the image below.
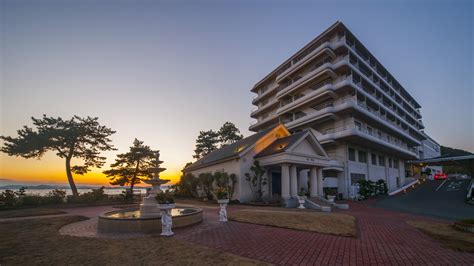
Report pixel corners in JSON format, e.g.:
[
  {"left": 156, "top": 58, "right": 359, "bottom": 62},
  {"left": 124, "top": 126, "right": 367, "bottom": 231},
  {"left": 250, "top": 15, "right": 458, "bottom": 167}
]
[
  {"left": 298, "top": 170, "right": 309, "bottom": 192},
  {"left": 281, "top": 164, "right": 290, "bottom": 199},
  {"left": 317, "top": 168, "right": 324, "bottom": 196},
  {"left": 310, "top": 167, "right": 318, "bottom": 197},
  {"left": 290, "top": 165, "right": 298, "bottom": 198}
]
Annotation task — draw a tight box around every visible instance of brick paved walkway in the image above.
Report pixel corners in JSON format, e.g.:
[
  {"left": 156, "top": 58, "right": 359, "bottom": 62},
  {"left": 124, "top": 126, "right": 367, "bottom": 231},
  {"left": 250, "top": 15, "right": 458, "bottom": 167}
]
[
  {"left": 48, "top": 201, "right": 474, "bottom": 265},
  {"left": 172, "top": 202, "right": 474, "bottom": 265}
]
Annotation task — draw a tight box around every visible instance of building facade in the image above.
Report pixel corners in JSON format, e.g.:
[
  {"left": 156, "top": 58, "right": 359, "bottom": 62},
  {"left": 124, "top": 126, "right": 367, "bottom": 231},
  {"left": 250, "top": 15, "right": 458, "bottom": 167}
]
[
  {"left": 185, "top": 125, "right": 334, "bottom": 206},
  {"left": 419, "top": 133, "right": 442, "bottom": 179},
  {"left": 249, "top": 21, "right": 429, "bottom": 197},
  {"left": 185, "top": 21, "right": 442, "bottom": 204}
]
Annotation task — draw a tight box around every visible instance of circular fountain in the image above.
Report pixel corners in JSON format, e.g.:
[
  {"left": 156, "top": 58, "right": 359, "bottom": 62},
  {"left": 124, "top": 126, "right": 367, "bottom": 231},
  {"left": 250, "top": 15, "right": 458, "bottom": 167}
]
[{"left": 98, "top": 151, "right": 202, "bottom": 234}]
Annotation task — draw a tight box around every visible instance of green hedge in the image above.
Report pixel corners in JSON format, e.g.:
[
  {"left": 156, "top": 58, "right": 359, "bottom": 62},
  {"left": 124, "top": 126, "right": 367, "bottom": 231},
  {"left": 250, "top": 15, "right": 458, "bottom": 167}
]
[{"left": 357, "top": 179, "right": 388, "bottom": 200}]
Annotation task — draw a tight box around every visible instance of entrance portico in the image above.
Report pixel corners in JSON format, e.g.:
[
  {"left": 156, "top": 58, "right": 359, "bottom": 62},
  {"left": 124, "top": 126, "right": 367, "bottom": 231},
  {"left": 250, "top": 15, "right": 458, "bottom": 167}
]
[{"left": 254, "top": 130, "right": 331, "bottom": 206}]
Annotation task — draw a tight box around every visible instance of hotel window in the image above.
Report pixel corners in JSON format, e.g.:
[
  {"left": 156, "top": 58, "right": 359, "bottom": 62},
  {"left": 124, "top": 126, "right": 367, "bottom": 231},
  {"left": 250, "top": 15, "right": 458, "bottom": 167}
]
[
  {"left": 379, "top": 156, "right": 385, "bottom": 166},
  {"left": 378, "top": 131, "right": 383, "bottom": 139},
  {"left": 388, "top": 158, "right": 393, "bottom": 168},
  {"left": 394, "top": 159, "right": 399, "bottom": 169},
  {"left": 348, "top": 148, "right": 356, "bottom": 161},
  {"left": 371, "top": 153, "right": 377, "bottom": 165},
  {"left": 367, "top": 127, "right": 373, "bottom": 136},
  {"left": 358, "top": 151, "right": 367, "bottom": 163},
  {"left": 350, "top": 173, "right": 366, "bottom": 184},
  {"left": 355, "top": 121, "right": 362, "bottom": 130}
]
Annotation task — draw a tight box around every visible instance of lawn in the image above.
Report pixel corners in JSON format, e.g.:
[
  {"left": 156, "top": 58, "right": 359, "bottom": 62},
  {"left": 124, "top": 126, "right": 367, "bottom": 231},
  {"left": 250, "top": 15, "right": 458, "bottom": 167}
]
[
  {"left": 0, "top": 216, "right": 266, "bottom": 265},
  {"left": 0, "top": 208, "right": 65, "bottom": 218},
  {"left": 407, "top": 220, "right": 474, "bottom": 253},
  {"left": 228, "top": 209, "right": 356, "bottom": 237}
]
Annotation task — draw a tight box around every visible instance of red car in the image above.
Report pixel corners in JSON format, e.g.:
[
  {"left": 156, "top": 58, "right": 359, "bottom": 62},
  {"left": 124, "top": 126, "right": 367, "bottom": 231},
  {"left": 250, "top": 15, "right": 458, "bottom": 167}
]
[{"left": 434, "top": 173, "right": 447, "bottom": 180}]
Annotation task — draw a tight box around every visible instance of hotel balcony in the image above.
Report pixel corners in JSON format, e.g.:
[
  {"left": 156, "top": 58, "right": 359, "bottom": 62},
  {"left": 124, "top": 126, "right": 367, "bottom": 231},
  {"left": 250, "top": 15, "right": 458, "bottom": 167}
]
[
  {"left": 345, "top": 43, "right": 422, "bottom": 120},
  {"left": 276, "top": 58, "right": 348, "bottom": 99},
  {"left": 250, "top": 98, "right": 279, "bottom": 118},
  {"left": 280, "top": 96, "right": 421, "bottom": 146},
  {"left": 272, "top": 52, "right": 424, "bottom": 133},
  {"left": 252, "top": 83, "right": 280, "bottom": 105},
  {"left": 249, "top": 113, "right": 279, "bottom": 132},
  {"left": 315, "top": 123, "right": 419, "bottom": 159},
  {"left": 275, "top": 38, "right": 346, "bottom": 83},
  {"left": 345, "top": 37, "right": 421, "bottom": 112},
  {"left": 275, "top": 77, "right": 350, "bottom": 115},
  {"left": 274, "top": 73, "right": 423, "bottom": 143},
  {"left": 345, "top": 60, "right": 425, "bottom": 131}
]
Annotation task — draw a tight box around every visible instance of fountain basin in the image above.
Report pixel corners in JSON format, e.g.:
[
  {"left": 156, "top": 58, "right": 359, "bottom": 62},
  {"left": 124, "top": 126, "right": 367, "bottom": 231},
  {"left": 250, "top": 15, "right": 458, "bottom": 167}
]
[{"left": 98, "top": 206, "right": 202, "bottom": 233}]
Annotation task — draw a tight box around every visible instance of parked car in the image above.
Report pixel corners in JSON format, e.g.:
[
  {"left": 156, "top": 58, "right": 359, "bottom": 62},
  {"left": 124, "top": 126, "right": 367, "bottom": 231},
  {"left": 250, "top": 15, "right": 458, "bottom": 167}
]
[{"left": 434, "top": 173, "right": 447, "bottom": 180}]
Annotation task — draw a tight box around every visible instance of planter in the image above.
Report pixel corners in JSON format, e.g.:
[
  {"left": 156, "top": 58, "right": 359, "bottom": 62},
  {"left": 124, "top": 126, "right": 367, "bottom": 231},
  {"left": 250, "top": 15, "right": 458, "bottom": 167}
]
[
  {"left": 297, "top": 196, "right": 306, "bottom": 209},
  {"left": 217, "top": 199, "right": 229, "bottom": 204},
  {"left": 217, "top": 199, "right": 229, "bottom": 222},
  {"left": 327, "top": 195, "right": 336, "bottom": 202},
  {"left": 158, "top": 203, "right": 175, "bottom": 209},
  {"left": 158, "top": 203, "right": 175, "bottom": 236}
]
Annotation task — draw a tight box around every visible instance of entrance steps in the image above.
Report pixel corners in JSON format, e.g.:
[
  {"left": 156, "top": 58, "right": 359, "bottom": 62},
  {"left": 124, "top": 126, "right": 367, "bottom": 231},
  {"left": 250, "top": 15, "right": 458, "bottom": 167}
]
[
  {"left": 305, "top": 197, "right": 332, "bottom": 212},
  {"left": 305, "top": 196, "right": 349, "bottom": 212}
]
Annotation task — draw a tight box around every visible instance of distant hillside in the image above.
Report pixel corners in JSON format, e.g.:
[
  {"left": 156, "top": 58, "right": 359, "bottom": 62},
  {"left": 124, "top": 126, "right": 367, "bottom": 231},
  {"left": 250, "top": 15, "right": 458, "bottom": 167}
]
[{"left": 441, "top": 146, "right": 473, "bottom": 156}]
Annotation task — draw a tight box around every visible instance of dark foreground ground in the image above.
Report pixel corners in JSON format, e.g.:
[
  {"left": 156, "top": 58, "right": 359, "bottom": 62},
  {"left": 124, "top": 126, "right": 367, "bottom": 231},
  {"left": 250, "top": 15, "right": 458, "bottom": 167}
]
[{"left": 373, "top": 179, "right": 473, "bottom": 220}]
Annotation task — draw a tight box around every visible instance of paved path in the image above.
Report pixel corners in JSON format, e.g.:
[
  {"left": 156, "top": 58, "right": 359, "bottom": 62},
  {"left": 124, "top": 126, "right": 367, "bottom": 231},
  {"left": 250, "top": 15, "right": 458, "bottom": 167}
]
[
  {"left": 49, "top": 201, "right": 474, "bottom": 265},
  {"left": 373, "top": 179, "right": 473, "bottom": 220},
  {"left": 174, "top": 202, "right": 474, "bottom": 265}
]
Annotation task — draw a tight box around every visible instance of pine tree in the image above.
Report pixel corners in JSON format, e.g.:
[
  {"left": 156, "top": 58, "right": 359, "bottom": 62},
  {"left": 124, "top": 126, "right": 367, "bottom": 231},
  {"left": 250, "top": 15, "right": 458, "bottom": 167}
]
[
  {"left": 103, "top": 139, "right": 158, "bottom": 197},
  {"left": 193, "top": 130, "right": 219, "bottom": 159},
  {"left": 0, "top": 115, "right": 116, "bottom": 196}
]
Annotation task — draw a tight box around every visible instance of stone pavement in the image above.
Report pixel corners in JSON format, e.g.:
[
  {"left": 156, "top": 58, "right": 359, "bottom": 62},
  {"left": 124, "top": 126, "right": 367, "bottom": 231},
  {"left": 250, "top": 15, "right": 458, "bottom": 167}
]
[
  {"left": 4, "top": 201, "right": 474, "bottom": 265},
  {"left": 173, "top": 202, "right": 474, "bottom": 265}
]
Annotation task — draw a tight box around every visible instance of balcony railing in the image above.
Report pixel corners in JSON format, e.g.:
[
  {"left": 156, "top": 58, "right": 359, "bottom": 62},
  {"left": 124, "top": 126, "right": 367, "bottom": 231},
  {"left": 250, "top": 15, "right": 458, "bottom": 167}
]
[
  {"left": 347, "top": 49, "right": 421, "bottom": 119},
  {"left": 350, "top": 62, "right": 423, "bottom": 131},
  {"left": 321, "top": 123, "right": 416, "bottom": 154}
]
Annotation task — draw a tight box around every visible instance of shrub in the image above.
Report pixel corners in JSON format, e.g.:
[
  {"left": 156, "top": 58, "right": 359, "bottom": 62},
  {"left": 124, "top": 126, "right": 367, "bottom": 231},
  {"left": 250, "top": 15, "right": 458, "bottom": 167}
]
[
  {"left": 67, "top": 187, "right": 108, "bottom": 203},
  {"left": 172, "top": 173, "right": 195, "bottom": 198},
  {"left": 245, "top": 160, "right": 267, "bottom": 202},
  {"left": 357, "top": 179, "right": 388, "bottom": 200},
  {"left": 357, "top": 180, "right": 374, "bottom": 200},
  {"left": 375, "top": 179, "right": 388, "bottom": 195},
  {"left": 460, "top": 219, "right": 474, "bottom": 225},
  {"left": 214, "top": 187, "right": 228, "bottom": 200},
  {"left": 155, "top": 191, "right": 175, "bottom": 204},
  {"left": 198, "top": 173, "right": 215, "bottom": 200},
  {"left": 0, "top": 190, "right": 18, "bottom": 207},
  {"left": 43, "top": 189, "right": 67, "bottom": 204},
  {"left": 21, "top": 194, "right": 44, "bottom": 206}
]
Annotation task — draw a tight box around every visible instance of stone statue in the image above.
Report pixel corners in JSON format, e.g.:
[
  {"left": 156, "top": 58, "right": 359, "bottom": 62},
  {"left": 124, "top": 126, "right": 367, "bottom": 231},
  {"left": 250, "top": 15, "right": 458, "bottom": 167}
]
[
  {"left": 160, "top": 208, "right": 174, "bottom": 236},
  {"left": 219, "top": 202, "right": 228, "bottom": 222}
]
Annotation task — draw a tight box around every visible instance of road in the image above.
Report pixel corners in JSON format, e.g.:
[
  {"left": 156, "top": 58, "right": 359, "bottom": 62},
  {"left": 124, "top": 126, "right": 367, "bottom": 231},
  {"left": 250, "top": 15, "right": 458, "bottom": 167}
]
[{"left": 373, "top": 178, "right": 473, "bottom": 220}]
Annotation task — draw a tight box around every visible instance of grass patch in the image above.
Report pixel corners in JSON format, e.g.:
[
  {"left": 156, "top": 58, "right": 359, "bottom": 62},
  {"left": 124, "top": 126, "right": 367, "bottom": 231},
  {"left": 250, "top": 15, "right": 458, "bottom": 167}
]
[
  {"left": 0, "top": 216, "right": 266, "bottom": 265},
  {"left": 407, "top": 220, "right": 474, "bottom": 253},
  {"left": 228, "top": 209, "right": 356, "bottom": 237},
  {"left": 0, "top": 208, "right": 66, "bottom": 219}
]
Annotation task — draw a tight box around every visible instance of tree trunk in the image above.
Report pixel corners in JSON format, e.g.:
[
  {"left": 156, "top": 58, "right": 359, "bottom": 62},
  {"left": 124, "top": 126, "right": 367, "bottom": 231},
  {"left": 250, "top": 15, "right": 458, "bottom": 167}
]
[
  {"left": 129, "top": 161, "right": 140, "bottom": 198},
  {"left": 65, "top": 157, "right": 79, "bottom": 196}
]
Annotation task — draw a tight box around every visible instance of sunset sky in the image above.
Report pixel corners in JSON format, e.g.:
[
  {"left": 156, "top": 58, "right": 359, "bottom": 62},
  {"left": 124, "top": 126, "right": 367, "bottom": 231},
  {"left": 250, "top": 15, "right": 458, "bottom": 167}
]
[{"left": 1, "top": 0, "right": 472, "bottom": 186}]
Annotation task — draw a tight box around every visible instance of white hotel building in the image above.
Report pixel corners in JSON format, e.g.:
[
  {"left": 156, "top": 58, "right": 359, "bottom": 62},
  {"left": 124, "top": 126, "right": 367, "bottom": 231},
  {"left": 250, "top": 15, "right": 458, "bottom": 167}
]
[{"left": 185, "top": 21, "right": 439, "bottom": 206}]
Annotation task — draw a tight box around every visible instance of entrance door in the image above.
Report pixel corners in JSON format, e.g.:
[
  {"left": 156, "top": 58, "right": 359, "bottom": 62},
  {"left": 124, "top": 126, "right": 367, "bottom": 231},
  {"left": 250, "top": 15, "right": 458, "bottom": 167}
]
[{"left": 271, "top": 172, "right": 281, "bottom": 197}]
